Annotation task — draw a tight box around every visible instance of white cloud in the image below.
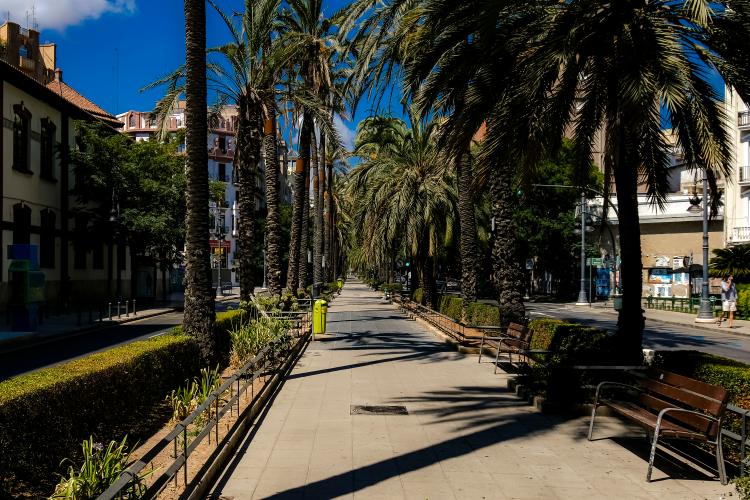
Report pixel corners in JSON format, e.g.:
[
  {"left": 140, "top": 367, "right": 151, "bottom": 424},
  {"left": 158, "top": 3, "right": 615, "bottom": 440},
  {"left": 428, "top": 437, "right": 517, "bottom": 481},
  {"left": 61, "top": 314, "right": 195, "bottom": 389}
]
[
  {"left": 334, "top": 115, "right": 356, "bottom": 152},
  {"left": 0, "top": 0, "right": 136, "bottom": 31}
]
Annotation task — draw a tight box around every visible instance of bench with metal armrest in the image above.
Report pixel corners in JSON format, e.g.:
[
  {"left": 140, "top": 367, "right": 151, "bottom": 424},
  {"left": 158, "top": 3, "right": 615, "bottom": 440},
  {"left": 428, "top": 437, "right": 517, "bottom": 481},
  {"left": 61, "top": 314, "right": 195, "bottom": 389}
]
[
  {"left": 478, "top": 322, "right": 550, "bottom": 373},
  {"left": 588, "top": 369, "right": 728, "bottom": 484}
]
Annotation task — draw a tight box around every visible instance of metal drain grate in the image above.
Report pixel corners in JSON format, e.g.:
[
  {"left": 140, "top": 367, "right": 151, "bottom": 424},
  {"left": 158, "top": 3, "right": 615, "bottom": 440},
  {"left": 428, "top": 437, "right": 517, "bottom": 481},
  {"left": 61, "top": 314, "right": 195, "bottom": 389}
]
[{"left": 351, "top": 405, "right": 408, "bottom": 415}]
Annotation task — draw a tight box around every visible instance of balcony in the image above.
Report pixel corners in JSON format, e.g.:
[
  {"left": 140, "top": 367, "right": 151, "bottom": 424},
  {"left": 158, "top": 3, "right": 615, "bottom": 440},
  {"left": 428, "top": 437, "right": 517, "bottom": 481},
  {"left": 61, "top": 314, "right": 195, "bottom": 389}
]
[
  {"left": 741, "top": 166, "right": 750, "bottom": 185},
  {"left": 740, "top": 111, "right": 750, "bottom": 129},
  {"left": 731, "top": 226, "right": 750, "bottom": 244}
]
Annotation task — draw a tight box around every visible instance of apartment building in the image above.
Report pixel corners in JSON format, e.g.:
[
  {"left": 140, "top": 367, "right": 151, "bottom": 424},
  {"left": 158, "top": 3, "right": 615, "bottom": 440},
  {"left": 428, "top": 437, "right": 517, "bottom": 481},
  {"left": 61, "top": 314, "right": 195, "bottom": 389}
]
[
  {"left": 0, "top": 38, "right": 142, "bottom": 316},
  {"left": 724, "top": 88, "right": 750, "bottom": 247},
  {"left": 116, "top": 103, "right": 293, "bottom": 286}
]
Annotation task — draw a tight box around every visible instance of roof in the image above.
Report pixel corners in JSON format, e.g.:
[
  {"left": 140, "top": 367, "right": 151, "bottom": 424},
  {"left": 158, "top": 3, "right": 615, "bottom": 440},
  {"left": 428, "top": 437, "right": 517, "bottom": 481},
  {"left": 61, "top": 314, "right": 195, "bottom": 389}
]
[
  {"left": 0, "top": 59, "right": 121, "bottom": 128},
  {"left": 46, "top": 78, "right": 121, "bottom": 127}
]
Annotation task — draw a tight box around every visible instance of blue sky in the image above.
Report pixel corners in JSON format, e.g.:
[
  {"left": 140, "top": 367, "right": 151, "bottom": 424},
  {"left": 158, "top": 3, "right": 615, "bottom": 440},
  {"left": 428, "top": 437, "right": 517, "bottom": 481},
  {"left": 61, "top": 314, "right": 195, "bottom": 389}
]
[{"left": 3, "top": 0, "right": 405, "bottom": 148}]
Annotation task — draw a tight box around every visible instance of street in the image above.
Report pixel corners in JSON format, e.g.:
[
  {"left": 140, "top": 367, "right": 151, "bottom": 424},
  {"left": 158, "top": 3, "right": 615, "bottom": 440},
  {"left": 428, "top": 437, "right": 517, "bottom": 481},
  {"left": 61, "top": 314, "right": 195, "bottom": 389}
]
[
  {"left": 0, "top": 300, "right": 239, "bottom": 381},
  {"left": 527, "top": 302, "right": 750, "bottom": 363}
]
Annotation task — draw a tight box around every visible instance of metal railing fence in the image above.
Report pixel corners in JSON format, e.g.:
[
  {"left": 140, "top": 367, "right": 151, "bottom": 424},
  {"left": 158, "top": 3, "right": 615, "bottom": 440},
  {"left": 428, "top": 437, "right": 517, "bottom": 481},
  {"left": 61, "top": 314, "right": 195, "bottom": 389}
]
[{"left": 98, "top": 310, "right": 311, "bottom": 499}]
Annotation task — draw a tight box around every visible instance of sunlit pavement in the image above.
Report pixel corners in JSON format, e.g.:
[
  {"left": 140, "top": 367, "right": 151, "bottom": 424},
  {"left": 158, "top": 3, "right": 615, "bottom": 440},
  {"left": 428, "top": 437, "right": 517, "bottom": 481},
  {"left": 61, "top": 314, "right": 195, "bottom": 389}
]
[{"left": 211, "top": 281, "right": 733, "bottom": 499}]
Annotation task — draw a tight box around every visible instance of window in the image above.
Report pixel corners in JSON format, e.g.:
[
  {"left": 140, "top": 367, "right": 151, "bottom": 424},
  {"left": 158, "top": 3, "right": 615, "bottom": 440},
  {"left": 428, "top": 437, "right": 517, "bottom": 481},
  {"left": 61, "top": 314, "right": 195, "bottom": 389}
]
[
  {"left": 40, "top": 210, "right": 55, "bottom": 269},
  {"left": 129, "top": 114, "right": 136, "bottom": 128},
  {"left": 12, "top": 103, "right": 31, "bottom": 173},
  {"left": 40, "top": 118, "right": 56, "bottom": 180},
  {"left": 218, "top": 136, "right": 226, "bottom": 153},
  {"left": 218, "top": 163, "right": 226, "bottom": 182},
  {"left": 74, "top": 214, "right": 88, "bottom": 270},
  {"left": 12, "top": 203, "right": 31, "bottom": 245}
]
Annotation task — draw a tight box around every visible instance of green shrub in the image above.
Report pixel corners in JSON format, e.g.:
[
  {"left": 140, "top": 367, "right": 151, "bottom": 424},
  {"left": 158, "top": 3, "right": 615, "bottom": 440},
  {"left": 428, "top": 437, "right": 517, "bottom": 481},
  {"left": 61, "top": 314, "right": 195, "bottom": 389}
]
[
  {"left": 413, "top": 288, "right": 424, "bottom": 305},
  {"left": 657, "top": 350, "right": 750, "bottom": 475},
  {"left": 52, "top": 436, "right": 148, "bottom": 499},
  {"left": 253, "top": 293, "right": 300, "bottom": 313},
  {"left": 739, "top": 287, "right": 750, "bottom": 319},
  {"left": 466, "top": 302, "right": 500, "bottom": 326},
  {"left": 229, "top": 317, "right": 292, "bottom": 367},
  {"left": 523, "top": 319, "right": 616, "bottom": 404},
  {"left": 379, "top": 282, "right": 404, "bottom": 295},
  {"left": 438, "top": 295, "right": 463, "bottom": 322},
  {"left": 0, "top": 332, "right": 199, "bottom": 493},
  {"left": 735, "top": 476, "right": 750, "bottom": 499}
]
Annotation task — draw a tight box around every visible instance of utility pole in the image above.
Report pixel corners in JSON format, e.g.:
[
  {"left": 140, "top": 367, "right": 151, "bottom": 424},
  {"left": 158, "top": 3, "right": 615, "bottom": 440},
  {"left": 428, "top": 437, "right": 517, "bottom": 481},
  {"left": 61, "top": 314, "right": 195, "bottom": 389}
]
[{"left": 576, "top": 192, "right": 589, "bottom": 305}]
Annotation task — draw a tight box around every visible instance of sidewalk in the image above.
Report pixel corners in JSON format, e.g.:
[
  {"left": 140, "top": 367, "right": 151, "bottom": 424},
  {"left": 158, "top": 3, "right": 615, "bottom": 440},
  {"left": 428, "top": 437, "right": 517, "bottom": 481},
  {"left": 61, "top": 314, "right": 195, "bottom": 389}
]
[
  {"left": 210, "top": 280, "right": 732, "bottom": 499},
  {"left": 583, "top": 299, "right": 750, "bottom": 336},
  {"left": 0, "top": 292, "right": 240, "bottom": 353}
]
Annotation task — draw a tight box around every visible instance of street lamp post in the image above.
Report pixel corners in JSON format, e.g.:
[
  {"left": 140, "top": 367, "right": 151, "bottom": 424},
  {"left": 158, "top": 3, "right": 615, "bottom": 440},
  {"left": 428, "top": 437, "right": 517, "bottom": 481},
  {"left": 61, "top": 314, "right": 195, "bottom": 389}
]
[
  {"left": 689, "top": 174, "right": 715, "bottom": 323},
  {"left": 576, "top": 193, "right": 589, "bottom": 305}
]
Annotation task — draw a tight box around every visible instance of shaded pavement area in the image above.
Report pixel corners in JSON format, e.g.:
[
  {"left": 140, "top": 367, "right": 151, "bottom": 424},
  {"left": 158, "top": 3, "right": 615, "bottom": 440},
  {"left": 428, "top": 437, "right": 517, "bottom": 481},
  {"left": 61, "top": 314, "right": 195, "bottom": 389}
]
[{"left": 211, "top": 281, "right": 733, "bottom": 499}]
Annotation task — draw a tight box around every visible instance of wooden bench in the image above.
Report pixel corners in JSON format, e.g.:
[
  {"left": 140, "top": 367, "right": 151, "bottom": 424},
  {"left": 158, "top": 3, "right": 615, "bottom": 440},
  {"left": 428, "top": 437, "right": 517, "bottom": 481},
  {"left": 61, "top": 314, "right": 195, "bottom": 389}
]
[
  {"left": 588, "top": 369, "right": 728, "bottom": 484},
  {"left": 478, "top": 322, "right": 546, "bottom": 373}
]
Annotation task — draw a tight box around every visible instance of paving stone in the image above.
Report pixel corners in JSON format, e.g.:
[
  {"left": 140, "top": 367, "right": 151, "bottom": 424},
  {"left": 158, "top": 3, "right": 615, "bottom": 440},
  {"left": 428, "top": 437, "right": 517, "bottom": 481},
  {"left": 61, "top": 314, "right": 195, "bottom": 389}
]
[{"left": 211, "top": 280, "right": 730, "bottom": 500}]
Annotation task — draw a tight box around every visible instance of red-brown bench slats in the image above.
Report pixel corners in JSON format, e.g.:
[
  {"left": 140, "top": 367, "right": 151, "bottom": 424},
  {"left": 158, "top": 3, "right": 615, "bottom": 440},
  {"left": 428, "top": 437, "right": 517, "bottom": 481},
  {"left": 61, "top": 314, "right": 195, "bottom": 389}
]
[{"left": 589, "top": 369, "right": 728, "bottom": 484}]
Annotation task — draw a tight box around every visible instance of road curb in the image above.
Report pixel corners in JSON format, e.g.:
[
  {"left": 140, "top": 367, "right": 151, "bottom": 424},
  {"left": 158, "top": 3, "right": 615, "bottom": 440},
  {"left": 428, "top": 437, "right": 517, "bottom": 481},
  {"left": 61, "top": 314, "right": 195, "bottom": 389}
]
[
  {"left": 0, "top": 308, "right": 178, "bottom": 355},
  {"left": 0, "top": 295, "right": 240, "bottom": 355},
  {"left": 565, "top": 305, "right": 750, "bottom": 338}
]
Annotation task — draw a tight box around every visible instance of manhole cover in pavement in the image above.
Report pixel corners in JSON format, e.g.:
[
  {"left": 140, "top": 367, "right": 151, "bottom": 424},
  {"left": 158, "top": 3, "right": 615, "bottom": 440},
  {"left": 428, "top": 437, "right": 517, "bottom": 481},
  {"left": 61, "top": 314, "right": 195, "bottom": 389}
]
[{"left": 350, "top": 405, "right": 408, "bottom": 415}]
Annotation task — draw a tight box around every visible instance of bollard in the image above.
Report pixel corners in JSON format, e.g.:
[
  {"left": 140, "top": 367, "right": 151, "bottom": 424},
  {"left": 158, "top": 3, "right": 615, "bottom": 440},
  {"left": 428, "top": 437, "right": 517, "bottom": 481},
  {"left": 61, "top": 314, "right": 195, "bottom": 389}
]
[
  {"left": 125, "top": 300, "right": 130, "bottom": 318},
  {"left": 108, "top": 302, "right": 112, "bottom": 320},
  {"left": 133, "top": 299, "right": 137, "bottom": 316},
  {"left": 117, "top": 300, "right": 121, "bottom": 319}
]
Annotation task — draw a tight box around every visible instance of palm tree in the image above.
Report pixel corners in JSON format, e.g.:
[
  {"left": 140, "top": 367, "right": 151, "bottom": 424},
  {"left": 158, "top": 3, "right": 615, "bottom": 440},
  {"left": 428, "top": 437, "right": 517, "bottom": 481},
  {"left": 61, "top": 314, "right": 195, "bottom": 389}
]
[
  {"left": 457, "top": 151, "right": 478, "bottom": 322},
  {"left": 346, "top": 0, "right": 745, "bottom": 360},
  {"left": 263, "top": 89, "right": 283, "bottom": 296},
  {"left": 183, "top": 0, "right": 216, "bottom": 364},
  {"left": 278, "top": 0, "right": 344, "bottom": 293},
  {"left": 149, "top": 0, "right": 283, "bottom": 303},
  {"left": 349, "top": 113, "right": 456, "bottom": 308},
  {"left": 710, "top": 245, "right": 750, "bottom": 281}
]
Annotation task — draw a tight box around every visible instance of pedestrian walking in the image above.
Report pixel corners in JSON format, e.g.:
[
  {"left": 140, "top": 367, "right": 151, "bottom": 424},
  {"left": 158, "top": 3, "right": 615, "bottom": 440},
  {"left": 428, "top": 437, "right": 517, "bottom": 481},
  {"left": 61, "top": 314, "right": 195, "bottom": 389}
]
[{"left": 718, "top": 275, "right": 737, "bottom": 328}]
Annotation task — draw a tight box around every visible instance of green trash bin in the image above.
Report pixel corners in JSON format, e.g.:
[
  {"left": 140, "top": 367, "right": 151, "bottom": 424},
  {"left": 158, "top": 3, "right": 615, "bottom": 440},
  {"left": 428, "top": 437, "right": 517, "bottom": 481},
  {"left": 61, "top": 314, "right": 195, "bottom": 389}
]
[{"left": 314, "top": 299, "right": 328, "bottom": 335}]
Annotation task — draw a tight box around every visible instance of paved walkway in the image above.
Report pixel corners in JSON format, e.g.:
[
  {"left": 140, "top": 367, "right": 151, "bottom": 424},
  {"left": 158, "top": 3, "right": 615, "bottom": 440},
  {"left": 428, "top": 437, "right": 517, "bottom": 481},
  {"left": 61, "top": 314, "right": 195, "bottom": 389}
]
[{"left": 212, "top": 281, "right": 733, "bottom": 499}]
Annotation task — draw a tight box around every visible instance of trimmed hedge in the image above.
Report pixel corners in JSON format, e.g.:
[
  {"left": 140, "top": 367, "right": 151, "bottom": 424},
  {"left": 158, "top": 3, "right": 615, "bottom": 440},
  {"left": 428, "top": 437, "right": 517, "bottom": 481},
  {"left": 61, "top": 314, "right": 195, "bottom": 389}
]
[
  {"left": 523, "top": 319, "right": 616, "bottom": 403},
  {"left": 466, "top": 302, "right": 500, "bottom": 326},
  {"left": 433, "top": 294, "right": 500, "bottom": 326},
  {"left": 657, "top": 350, "right": 750, "bottom": 408},
  {"left": 0, "top": 332, "right": 199, "bottom": 492},
  {"left": 657, "top": 350, "right": 750, "bottom": 475},
  {"left": 0, "top": 308, "right": 248, "bottom": 495}
]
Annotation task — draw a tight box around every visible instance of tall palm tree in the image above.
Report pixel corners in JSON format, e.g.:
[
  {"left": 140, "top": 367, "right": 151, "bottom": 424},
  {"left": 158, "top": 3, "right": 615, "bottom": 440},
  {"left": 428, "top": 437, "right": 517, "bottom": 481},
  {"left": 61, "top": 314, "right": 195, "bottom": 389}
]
[
  {"left": 263, "top": 89, "right": 283, "bottom": 296},
  {"left": 349, "top": 113, "right": 456, "bottom": 308},
  {"left": 278, "top": 0, "right": 344, "bottom": 293},
  {"left": 457, "top": 151, "right": 478, "bottom": 322},
  {"left": 150, "top": 0, "right": 284, "bottom": 303},
  {"left": 346, "top": 0, "right": 746, "bottom": 359},
  {"left": 286, "top": 114, "right": 311, "bottom": 292},
  {"left": 183, "top": 0, "right": 216, "bottom": 363}
]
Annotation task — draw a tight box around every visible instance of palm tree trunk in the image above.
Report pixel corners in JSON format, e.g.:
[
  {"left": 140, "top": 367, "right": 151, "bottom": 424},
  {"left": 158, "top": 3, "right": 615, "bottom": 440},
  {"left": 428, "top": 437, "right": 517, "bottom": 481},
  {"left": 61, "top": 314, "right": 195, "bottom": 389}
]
[
  {"left": 458, "top": 151, "right": 478, "bottom": 323},
  {"left": 287, "top": 112, "right": 312, "bottom": 292},
  {"left": 611, "top": 124, "right": 645, "bottom": 362},
  {"left": 491, "top": 161, "right": 525, "bottom": 324},
  {"left": 299, "top": 133, "right": 314, "bottom": 292},
  {"left": 313, "top": 131, "right": 325, "bottom": 287},
  {"left": 262, "top": 100, "right": 282, "bottom": 297},
  {"left": 324, "top": 154, "right": 332, "bottom": 282},
  {"left": 183, "top": 0, "right": 216, "bottom": 364},
  {"left": 236, "top": 94, "right": 259, "bottom": 303}
]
